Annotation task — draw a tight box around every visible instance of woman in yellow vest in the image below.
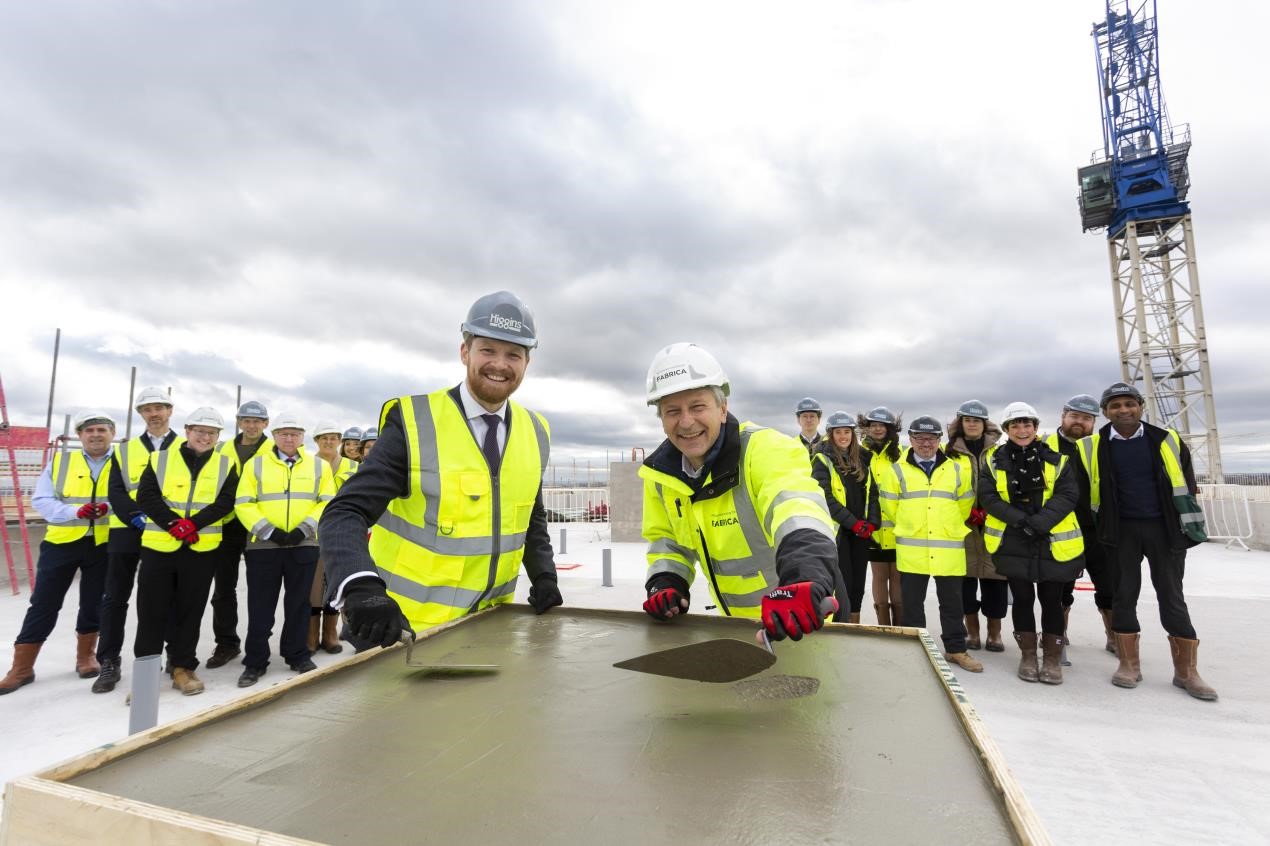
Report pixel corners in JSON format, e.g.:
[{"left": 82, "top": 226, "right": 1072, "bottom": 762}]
[
  {"left": 340, "top": 427, "right": 362, "bottom": 462},
  {"left": 0, "top": 412, "right": 115, "bottom": 695},
  {"left": 810, "top": 411, "right": 874, "bottom": 624},
  {"left": 860, "top": 407, "right": 904, "bottom": 625},
  {"left": 979, "top": 402, "right": 1084, "bottom": 686},
  {"left": 133, "top": 407, "right": 238, "bottom": 696},
  {"left": 307, "top": 422, "right": 355, "bottom": 654}
]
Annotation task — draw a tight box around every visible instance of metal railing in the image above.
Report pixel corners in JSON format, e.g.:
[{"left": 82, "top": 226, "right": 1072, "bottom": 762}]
[
  {"left": 1196, "top": 485, "right": 1254, "bottom": 551},
  {"left": 541, "top": 487, "right": 609, "bottom": 523}
]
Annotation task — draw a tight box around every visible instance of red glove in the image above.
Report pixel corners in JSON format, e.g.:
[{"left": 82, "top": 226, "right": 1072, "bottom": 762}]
[
  {"left": 642, "top": 587, "right": 688, "bottom": 620},
  {"left": 168, "top": 519, "right": 198, "bottom": 542},
  {"left": 851, "top": 520, "right": 875, "bottom": 539},
  {"left": 76, "top": 504, "right": 97, "bottom": 519},
  {"left": 967, "top": 507, "right": 987, "bottom": 526},
  {"left": 761, "top": 582, "right": 838, "bottom": 642}
]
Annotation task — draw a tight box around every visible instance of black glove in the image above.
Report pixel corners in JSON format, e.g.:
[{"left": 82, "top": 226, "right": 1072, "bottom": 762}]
[
  {"left": 527, "top": 575, "right": 563, "bottom": 614},
  {"left": 1014, "top": 519, "right": 1037, "bottom": 539},
  {"left": 341, "top": 579, "right": 412, "bottom": 648},
  {"left": 271, "top": 528, "right": 306, "bottom": 546},
  {"left": 1024, "top": 514, "right": 1050, "bottom": 537}
]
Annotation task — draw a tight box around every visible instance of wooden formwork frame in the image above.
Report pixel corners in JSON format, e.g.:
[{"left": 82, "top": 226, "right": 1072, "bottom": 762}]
[{"left": 2, "top": 609, "right": 1051, "bottom": 846}]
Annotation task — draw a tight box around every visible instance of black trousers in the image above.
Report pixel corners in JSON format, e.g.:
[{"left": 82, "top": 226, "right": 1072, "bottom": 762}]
[
  {"left": 834, "top": 530, "right": 871, "bottom": 614},
  {"left": 899, "top": 572, "right": 967, "bottom": 652},
  {"left": 211, "top": 525, "right": 247, "bottom": 649},
  {"left": 1008, "top": 579, "right": 1066, "bottom": 635},
  {"left": 1111, "top": 518, "right": 1196, "bottom": 638},
  {"left": 961, "top": 577, "right": 1009, "bottom": 619},
  {"left": 244, "top": 546, "right": 319, "bottom": 671},
  {"left": 15, "top": 538, "right": 107, "bottom": 644},
  {"left": 97, "top": 529, "right": 143, "bottom": 661},
  {"left": 133, "top": 546, "right": 218, "bottom": 670},
  {"left": 1061, "top": 535, "right": 1115, "bottom": 611}
]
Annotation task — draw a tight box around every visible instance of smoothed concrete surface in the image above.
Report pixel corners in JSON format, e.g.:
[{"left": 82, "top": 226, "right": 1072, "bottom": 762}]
[{"left": 67, "top": 608, "right": 1017, "bottom": 845}]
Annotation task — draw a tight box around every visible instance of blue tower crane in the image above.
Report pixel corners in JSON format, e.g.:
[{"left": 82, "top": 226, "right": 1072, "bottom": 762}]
[{"left": 1076, "top": 0, "right": 1222, "bottom": 480}]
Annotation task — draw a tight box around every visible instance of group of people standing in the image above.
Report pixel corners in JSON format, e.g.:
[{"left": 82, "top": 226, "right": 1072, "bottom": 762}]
[
  {"left": 800, "top": 386, "right": 1217, "bottom": 700},
  {"left": 0, "top": 392, "right": 381, "bottom": 698}
]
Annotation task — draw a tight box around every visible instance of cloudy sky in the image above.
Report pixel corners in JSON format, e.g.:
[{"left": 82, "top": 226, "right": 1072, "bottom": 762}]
[{"left": 1, "top": 1, "right": 1266, "bottom": 474}]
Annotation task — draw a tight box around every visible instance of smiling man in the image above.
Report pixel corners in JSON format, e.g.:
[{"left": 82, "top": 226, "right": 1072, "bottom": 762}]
[
  {"left": 639, "top": 343, "right": 840, "bottom": 642},
  {"left": 319, "top": 291, "right": 563, "bottom": 647}
]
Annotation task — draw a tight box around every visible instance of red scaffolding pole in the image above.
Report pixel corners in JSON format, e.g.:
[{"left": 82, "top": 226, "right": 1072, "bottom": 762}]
[{"left": 0, "top": 374, "right": 45, "bottom": 594}]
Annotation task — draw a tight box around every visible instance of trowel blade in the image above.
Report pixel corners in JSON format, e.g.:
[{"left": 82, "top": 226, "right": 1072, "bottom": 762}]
[
  {"left": 613, "top": 638, "right": 776, "bottom": 683},
  {"left": 402, "top": 632, "right": 499, "bottom": 673}
]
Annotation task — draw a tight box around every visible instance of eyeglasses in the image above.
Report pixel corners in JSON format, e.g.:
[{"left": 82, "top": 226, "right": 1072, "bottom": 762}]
[{"left": 910, "top": 435, "right": 940, "bottom": 444}]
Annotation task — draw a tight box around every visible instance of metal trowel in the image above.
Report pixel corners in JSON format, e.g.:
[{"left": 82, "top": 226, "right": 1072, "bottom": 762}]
[
  {"left": 612, "top": 637, "right": 776, "bottom": 683},
  {"left": 401, "top": 632, "right": 499, "bottom": 674}
]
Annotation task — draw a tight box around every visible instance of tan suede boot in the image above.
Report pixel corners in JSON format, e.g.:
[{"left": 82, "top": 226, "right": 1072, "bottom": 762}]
[
  {"left": 985, "top": 617, "right": 1005, "bottom": 652},
  {"left": 75, "top": 632, "right": 101, "bottom": 679},
  {"left": 1040, "top": 634, "right": 1064, "bottom": 685},
  {"left": 964, "top": 613, "right": 982, "bottom": 650},
  {"left": 320, "top": 612, "right": 344, "bottom": 654},
  {"left": 172, "top": 667, "right": 205, "bottom": 696},
  {"left": 847, "top": 612, "right": 861, "bottom": 624},
  {"left": 1014, "top": 632, "right": 1039, "bottom": 682},
  {"left": 1112, "top": 632, "right": 1142, "bottom": 688},
  {"left": 306, "top": 614, "right": 320, "bottom": 654},
  {"left": 0, "top": 643, "right": 41, "bottom": 695},
  {"left": 944, "top": 651, "right": 983, "bottom": 673},
  {"left": 874, "top": 603, "right": 891, "bottom": 627},
  {"left": 1099, "top": 609, "right": 1117, "bottom": 655},
  {"left": 1168, "top": 636, "right": 1218, "bottom": 701}
]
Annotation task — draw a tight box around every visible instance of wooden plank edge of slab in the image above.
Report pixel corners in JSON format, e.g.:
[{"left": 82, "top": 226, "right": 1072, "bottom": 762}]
[
  {"left": 1, "top": 777, "right": 322, "bottom": 846},
  {"left": 914, "top": 628, "right": 1054, "bottom": 846}
]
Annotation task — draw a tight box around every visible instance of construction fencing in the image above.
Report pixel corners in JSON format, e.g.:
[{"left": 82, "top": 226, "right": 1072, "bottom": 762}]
[{"left": 1197, "top": 485, "right": 1255, "bottom": 551}]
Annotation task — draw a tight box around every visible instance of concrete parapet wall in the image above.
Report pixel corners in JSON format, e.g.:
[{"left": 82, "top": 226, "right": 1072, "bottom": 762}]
[{"left": 608, "top": 461, "right": 644, "bottom": 543}]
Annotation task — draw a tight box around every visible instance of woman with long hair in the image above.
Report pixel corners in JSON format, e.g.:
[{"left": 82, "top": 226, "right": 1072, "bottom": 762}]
[
  {"left": 810, "top": 412, "right": 874, "bottom": 623},
  {"left": 859, "top": 406, "right": 903, "bottom": 626}
]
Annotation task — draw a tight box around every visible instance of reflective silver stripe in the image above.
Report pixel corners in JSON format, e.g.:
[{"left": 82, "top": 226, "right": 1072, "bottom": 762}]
[
  {"left": 379, "top": 567, "right": 517, "bottom": 609},
  {"left": 647, "top": 558, "right": 694, "bottom": 583},
  {"left": 895, "top": 536, "right": 965, "bottom": 550},
  {"left": 984, "top": 525, "right": 1004, "bottom": 540},
  {"left": 253, "top": 456, "right": 265, "bottom": 501},
  {"left": 649, "top": 537, "right": 694, "bottom": 561},
  {"left": 60, "top": 519, "right": 92, "bottom": 527},
  {"left": 118, "top": 441, "right": 139, "bottom": 493},
  {"left": 251, "top": 519, "right": 273, "bottom": 536},
  {"left": 528, "top": 411, "right": 550, "bottom": 471},
  {"left": 773, "top": 514, "right": 834, "bottom": 547},
  {"left": 762, "top": 490, "right": 827, "bottom": 537},
  {"left": 723, "top": 585, "right": 769, "bottom": 608},
  {"left": 256, "top": 493, "right": 291, "bottom": 503},
  {"left": 196, "top": 526, "right": 223, "bottom": 537},
  {"left": 1161, "top": 433, "right": 1190, "bottom": 494},
  {"left": 54, "top": 452, "right": 73, "bottom": 499},
  {"left": 958, "top": 488, "right": 976, "bottom": 500},
  {"left": 376, "top": 510, "right": 526, "bottom": 556},
  {"left": 899, "top": 489, "right": 958, "bottom": 501},
  {"left": 1179, "top": 512, "right": 1206, "bottom": 525},
  {"left": 60, "top": 496, "right": 93, "bottom": 504},
  {"left": 234, "top": 496, "right": 253, "bottom": 505},
  {"left": 1050, "top": 528, "right": 1082, "bottom": 542},
  {"left": 711, "top": 429, "right": 775, "bottom": 578},
  {"left": 880, "top": 520, "right": 895, "bottom": 528}
]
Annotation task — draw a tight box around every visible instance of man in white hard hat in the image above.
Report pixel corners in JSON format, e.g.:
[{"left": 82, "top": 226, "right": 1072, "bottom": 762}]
[
  {"left": 93, "top": 387, "right": 182, "bottom": 693},
  {"left": 1, "top": 412, "right": 116, "bottom": 695},
  {"left": 320, "top": 291, "right": 563, "bottom": 649},
  {"left": 133, "top": 407, "right": 238, "bottom": 695},
  {"left": 639, "top": 343, "right": 841, "bottom": 642},
  {"left": 234, "top": 415, "right": 335, "bottom": 687},
  {"left": 794, "top": 397, "right": 823, "bottom": 453},
  {"left": 308, "top": 423, "right": 356, "bottom": 654},
  {"left": 205, "top": 400, "right": 273, "bottom": 669}
]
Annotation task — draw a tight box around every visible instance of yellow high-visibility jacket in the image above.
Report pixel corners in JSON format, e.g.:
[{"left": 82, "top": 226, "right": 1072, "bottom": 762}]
[
  {"left": 108, "top": 433, "right": 183, "bottom": 529},
  {"left": 140, "top": 450, "right": 235, "bottom": 553},
  {"left": 235, "top": 447, "right": 335, "bottom": 551},
  {"left": 878, "top": 448, "right": 974, "bottom": 576},
  {"left": 44, "top": 451, "right": 112, "bottom": 546}
]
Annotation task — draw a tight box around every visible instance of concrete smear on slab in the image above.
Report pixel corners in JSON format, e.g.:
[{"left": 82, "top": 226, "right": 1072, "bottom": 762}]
[{"left": 66, "top": 608, "right": 1018, "bottom": 845}]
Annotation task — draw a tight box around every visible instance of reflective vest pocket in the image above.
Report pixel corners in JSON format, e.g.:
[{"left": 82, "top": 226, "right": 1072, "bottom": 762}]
[{"left": 460, "top": 472, "right": 489, "bottom": 500}]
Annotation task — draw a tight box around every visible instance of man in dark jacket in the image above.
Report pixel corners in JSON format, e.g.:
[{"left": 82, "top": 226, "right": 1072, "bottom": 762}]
[{"left": 1078, "top": 382, "right": 1216, "bottom": 701}]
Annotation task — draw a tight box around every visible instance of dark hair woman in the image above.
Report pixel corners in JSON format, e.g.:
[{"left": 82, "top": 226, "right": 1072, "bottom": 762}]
[
  {"left": 859, "top": 406, "right": 903, "bottom": 626},
  {"left": 811, "top": 411, "right": 874, "bottom": 623},
  {"left": 947, "top": 401, "right": 1006, "bottom": 652}
]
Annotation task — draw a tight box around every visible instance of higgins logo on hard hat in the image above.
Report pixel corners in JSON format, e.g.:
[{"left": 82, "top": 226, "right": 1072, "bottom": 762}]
[{"left": 489, "top": 312, "right": 524, "bottom": 333}]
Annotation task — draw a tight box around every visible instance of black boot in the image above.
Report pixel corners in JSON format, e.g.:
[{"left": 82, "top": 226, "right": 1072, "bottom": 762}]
[{"left": 92, "top": 657, "right": 122, "bottom": 693}]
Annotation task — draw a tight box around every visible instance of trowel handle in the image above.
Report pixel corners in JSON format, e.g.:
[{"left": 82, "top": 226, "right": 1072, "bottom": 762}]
[{"left": 754, "top": 596, "right": 838, "bottom": 649}]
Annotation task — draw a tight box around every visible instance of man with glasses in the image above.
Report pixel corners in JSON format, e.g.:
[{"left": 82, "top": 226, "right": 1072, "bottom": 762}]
[{"left": 879, "top": 416, "right": 982, "bottom": 673}]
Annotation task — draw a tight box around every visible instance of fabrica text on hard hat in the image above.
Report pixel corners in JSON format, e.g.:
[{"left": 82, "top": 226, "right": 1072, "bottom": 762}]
[
  {"left": 489, "top": 313, "right": 524, "bottom": 333},
  {"left": 655, "top": 368, "right": 687, "bottom": 383}
]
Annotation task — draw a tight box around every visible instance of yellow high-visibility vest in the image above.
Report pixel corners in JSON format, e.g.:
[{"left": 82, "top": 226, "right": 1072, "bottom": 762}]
[
  {"left": 44, "top": 451, "right": 111, "bottom": 546},
  {"left": 108, "top": 434, "right": 183, "bottom": 529},
  {"left": 140, "top": 450, "right": 234, "bottom": 553},
  {"left": 867, "top": 447, "right": 898, "bottom": 551},
  {"left": 812, "top": 451, "right": 873, "bottom": 531},
  {"left": 981, "top": 445, "right": 1084, "bottom": 561},
  {"left": 878, "top": 449, "right": 974, "bottom": 576},
  {"left": 234, "top": 448, "right": 334, "bottom": 548},
  {"left": 1077, "top": 428, "right": 1206, "bottom": 542}
]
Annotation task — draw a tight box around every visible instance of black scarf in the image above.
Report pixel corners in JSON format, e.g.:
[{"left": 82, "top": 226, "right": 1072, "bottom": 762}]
[{"left": 1005, "top": 440, "right": 1045, "bottom": 501}]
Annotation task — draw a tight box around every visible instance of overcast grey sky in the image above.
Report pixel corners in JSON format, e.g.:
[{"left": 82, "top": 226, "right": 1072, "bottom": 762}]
[{"left": 1, "top": 1, "right": 1266, "bottom": 472}]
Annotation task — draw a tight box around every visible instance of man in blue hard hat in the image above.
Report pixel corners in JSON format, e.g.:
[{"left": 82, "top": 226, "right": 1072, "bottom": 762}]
[{"left": 794, "top": 397, "right": 823, "bottom": 453}]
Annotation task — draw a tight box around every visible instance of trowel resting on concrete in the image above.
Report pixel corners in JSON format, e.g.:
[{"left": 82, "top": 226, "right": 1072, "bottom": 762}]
[
  {"left": 402, "top": 632, "right": 499, "bottom": 673},
  {"left": 612, "top": 637, "right": 776, "bottom": 683}
]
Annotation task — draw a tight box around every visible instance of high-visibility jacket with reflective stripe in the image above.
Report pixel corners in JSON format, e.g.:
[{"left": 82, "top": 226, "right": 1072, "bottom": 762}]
[
  {"left": 982, "top": 446, "right": 1084, "bottom": 562},
  {"left": 329, "top": 455, "right": 358, "bottom": 491},
  {"left": 44, "top": 451, "right": 112, "bottom": 546},
  {"left": 235, "top": 448, "right": 335, "bottom": 550},
  {"left": 640, "top": 423, "right": 836, "bottom": 618},
  {"left": 1077, "top": 427, "right": 1206, "bottom": 542},
  {"left": 215, "top": 436, "right": 274, "bottom": 473},
  {"left": 108, "top": 434, "right": 184, "bottom": 528},
  {"left": 812, "top": 451, "right": 872, "bottom": 531},
  {"left": 140, "top": 450, "right": 234, "bottom": 553},
  {"left": 878, "top": 449, "right": 974, "bottom": 576},
  {"left": 369, "top": 390, "right": 551, "bottom": 632},
  {"left": 867, "top": 447, "right": 898, "bottom": 550}
]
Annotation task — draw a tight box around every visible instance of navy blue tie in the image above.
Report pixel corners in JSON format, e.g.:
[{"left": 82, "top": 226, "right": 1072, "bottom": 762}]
[{"left": 481, "top": 414, "right": 502, "bottom": 475}]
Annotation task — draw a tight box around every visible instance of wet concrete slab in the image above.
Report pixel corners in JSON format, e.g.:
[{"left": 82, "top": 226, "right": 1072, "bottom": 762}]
[{"left": 66, "top": 607, "right": 1019, "bottom": 844}]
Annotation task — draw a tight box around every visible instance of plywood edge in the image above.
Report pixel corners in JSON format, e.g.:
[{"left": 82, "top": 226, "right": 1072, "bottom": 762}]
[
  {"left": 35, "top": 609, "right": 489, "bottom": 784},
  {"left": 1, "top": 777, "right": 321, "bottom": 846},
  {"left": 914, "top": 629, "right": 1053, "bottom": 846}
]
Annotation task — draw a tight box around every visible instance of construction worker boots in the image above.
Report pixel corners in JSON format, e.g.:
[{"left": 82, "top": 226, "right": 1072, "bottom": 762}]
[
  {"left": 75, "top": 632, "right": 101, "bottom": 679},
  {"left": 0, "top": 643, "right": 41, "bottom": 695},
  {"left": 171, "top": 667, "right": 204, "bottom": 696},
  {"left": 1039, "top": 634, "right": 1064, "bottom": 685},
  {"left": 1111, "top": 632, "right": 1143, "bottom": 688},
  {"left": 1168, "top": 636, "right": 1218, "bottom": 701},
  {"left": 964, "top": 614, "right": 982, "bottom": 650},
  {"left": 944, "top": 651, "right": 983, "bottom": 673},
  {"left": 1015, "top": 632, "right": 1039, "bottom": 682}
]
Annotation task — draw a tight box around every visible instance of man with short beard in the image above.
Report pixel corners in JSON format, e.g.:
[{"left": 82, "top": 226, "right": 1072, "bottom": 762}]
[{"left": 320, "top": 291, "right": 563, "bottom": 647}]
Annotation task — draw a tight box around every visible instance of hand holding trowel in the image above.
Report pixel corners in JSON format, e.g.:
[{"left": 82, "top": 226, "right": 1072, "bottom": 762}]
[{"left": 613, "top": 582, "right": 837, "bottom": 683}]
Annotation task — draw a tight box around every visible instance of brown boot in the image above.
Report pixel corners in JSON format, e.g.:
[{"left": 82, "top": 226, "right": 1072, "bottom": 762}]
[
  {"left": 75, "top": 632, "right": 101, "bottom": 679},
  {"left": 172, "top": 667, "right": 205, "bottom": 696},
  {"left": 847, "top": 612, "right": 861, "bottom": 624},
  {"left": 1099, "top": 609, "right": 1117, "bottom": 655},
  {"left": 1168, "top": 636, "right": 1218, "bottom": 701},
  {"left": 306, "top": 613, "right": 320, "bottom": 654},
  {"left": 1111, "top": 632, "right": 1142, "bottom": 688},
  {"left": 0, "top": 643, "right": 41, "bottom": 695},
  {"left": 985, "top": 617, "right": 1005, "bottom": 652},
  {"left": 1040, "top": 634, "right": 1064, "bottom": 685},
  {"left": 1014, "top": 632, "right": 1039, "bottom": 682},
  {"left": 944, "top": 651, "right": 983, "bottom": 673},
  {"left": 874, "top": 603, "right": 891, "bottom": 627},
  {"left": 964, "top": 613, "right": 982, "bottom": 650},
  {"left": 320, "top": 612, "right": 344, "bottom": 654}
]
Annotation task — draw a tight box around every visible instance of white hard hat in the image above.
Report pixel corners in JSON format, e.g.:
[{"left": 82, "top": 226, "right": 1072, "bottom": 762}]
[
  {"left": 312, "top": 422, "right": 341, "bottom": 438},
  {"left": 646, "top": 343, "right": 730, "bottom": 406},
  {"left": 133, "top": 386, "right": 172, "bottom": 410},
  {"left": 74, "top": 411, "right": 117, "bottom": 432},
  {"left": 270, "top": 412, "right": 305, "bottom": 433},
  {"left": 1001, "top": 402, "right": 1040, "bottom": 426},
  {"left": 184, "top": 407, "right": 225, "bottom": 430}
]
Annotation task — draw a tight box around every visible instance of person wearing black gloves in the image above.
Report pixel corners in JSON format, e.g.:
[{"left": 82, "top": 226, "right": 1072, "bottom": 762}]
[
  {"left": 319, "top": 291, "right": 563, "bottom": 651},
  {"left": 233, "top": 414, "right": 335, "bottom": 687},
  {"left": 978, "top": 402, "right": 1084, "bottom": 685},
  {"left": 132, "top": 407, "right": 238, "bottom": 696},
  {"left": 810, "top": 411, "right": 874, "bottom": 624},
  {"left": 93, "top": 387, "right": 182, "bottom": 693},
  {"left": 639, "top": 343, "right": 839, "bottom": 643}
]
